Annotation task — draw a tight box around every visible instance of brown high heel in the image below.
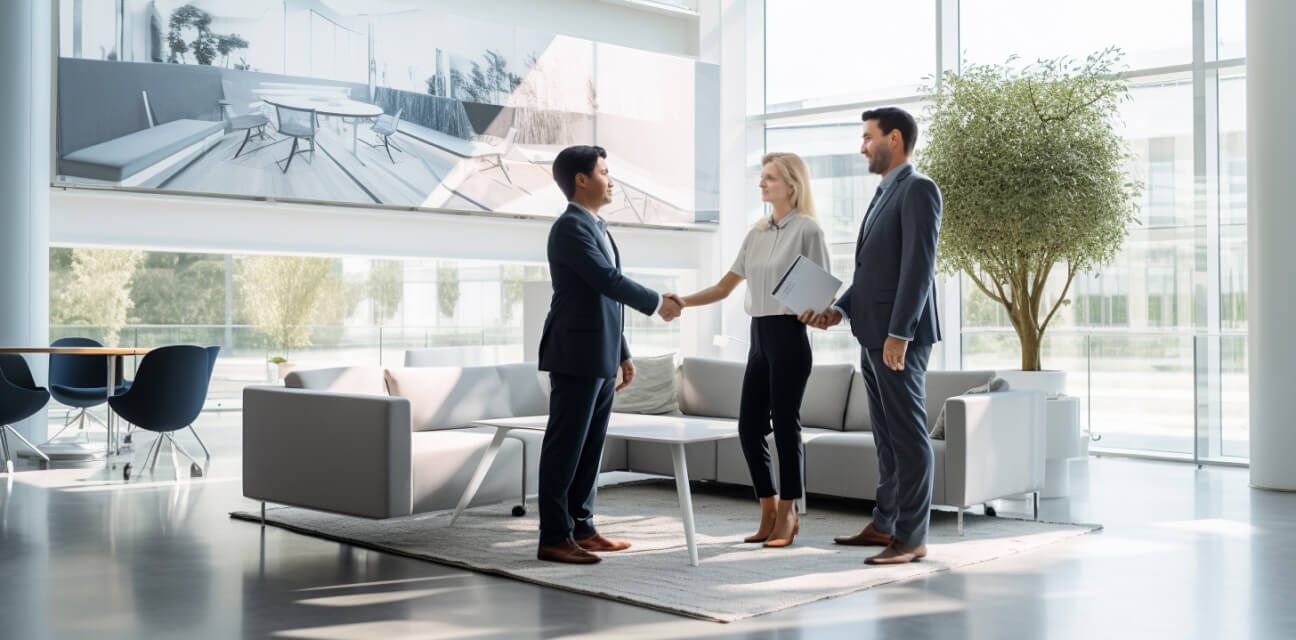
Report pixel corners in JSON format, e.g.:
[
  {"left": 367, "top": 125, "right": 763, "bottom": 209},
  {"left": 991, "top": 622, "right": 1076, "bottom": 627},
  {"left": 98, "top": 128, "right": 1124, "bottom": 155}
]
[
  {"left": 744, "top": 496, "right": 779, "bottom": 543},
  {"left": 764, "top": 503, "right": 799, "bottom": 548}
]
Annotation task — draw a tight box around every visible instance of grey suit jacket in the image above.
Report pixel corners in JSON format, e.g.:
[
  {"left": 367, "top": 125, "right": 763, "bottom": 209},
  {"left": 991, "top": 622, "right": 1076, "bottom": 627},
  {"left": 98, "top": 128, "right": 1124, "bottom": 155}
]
[{"left": 836, "top": 164, "right": 943, "bottom": 348}]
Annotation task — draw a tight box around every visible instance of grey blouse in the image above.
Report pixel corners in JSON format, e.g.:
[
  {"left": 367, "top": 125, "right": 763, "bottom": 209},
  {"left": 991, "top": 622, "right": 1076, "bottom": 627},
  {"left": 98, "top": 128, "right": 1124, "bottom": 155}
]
[{"left": 729, "top": 211, "right": 832, "bottom": 317}]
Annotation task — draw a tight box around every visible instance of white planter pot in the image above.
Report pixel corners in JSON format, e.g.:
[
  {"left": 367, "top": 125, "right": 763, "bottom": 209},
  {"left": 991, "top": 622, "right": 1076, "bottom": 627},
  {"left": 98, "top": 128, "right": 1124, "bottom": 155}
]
[
  {"left": 996, "top": 369, "right": 1067, "bottom": 396},
  {"left": 275, "top": 362, "right": 296, "bottom": 381}
]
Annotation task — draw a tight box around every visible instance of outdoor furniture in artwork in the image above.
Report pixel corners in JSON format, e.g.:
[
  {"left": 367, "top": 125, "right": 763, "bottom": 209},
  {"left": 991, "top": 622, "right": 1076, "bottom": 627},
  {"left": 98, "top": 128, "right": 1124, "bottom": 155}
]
[{"left": 273, "top": 104, "right": 318, "bottom": 173}]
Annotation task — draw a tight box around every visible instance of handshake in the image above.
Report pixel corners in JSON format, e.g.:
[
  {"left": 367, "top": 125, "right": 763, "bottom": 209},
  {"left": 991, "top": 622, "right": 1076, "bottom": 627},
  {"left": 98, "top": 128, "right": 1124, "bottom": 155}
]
[
  {"left": 658, "top": 293, "right": 686, "bottom": 322},
  {"left": 798, "top": 306, "right": 844, "bottom": 330}
]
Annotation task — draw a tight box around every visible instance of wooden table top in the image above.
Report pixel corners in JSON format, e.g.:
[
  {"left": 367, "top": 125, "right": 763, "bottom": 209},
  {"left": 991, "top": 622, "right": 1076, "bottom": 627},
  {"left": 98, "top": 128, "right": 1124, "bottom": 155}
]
[{"left": 0, "top": 347, "right": 152, "bottom": 356}]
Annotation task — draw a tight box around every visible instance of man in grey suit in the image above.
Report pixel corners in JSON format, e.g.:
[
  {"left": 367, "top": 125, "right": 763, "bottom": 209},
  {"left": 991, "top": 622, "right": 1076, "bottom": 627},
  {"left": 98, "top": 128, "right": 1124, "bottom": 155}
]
[{"left": 809, "top": 107, "right": 942, "bottom": 565}]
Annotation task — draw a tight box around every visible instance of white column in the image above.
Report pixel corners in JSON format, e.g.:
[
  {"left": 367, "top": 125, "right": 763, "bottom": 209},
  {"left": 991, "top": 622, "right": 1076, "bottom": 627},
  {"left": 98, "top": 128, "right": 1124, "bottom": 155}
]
[
  {"left": 0, "top": 0, "right": 52, "bottom": 441},
  {"left": 1247, "top": 0, "right": 1296, "bottom": 490},
  {"left": 703, "top": 0, "right": 765, "bottom": 361}
]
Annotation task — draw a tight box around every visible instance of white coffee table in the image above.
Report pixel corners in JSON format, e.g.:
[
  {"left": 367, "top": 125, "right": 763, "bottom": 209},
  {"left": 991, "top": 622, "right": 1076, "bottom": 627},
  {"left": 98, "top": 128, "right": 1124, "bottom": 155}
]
[{"left": 451, "top": 413, "right": 739, "bottom": 566}]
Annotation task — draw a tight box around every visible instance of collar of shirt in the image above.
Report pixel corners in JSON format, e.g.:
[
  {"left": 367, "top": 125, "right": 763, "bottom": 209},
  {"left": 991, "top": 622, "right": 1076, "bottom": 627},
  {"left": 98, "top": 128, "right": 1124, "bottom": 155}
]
[
  {"left": 877, "top": 161, "right": 911, "bottom": 193},
  {"left": 766, "top": 208, "right": 800, "bottom": 230},
  {"left": 568, "top": 201, "right": 603, "bottom": 224}
]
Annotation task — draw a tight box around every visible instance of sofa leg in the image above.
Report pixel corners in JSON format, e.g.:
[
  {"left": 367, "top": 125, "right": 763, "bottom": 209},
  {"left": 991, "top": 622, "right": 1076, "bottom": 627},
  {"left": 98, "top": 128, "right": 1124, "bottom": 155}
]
[
  {"left": 1033, "top": 492, "right": 1040, "bottom": 521},
  {"left": 261, "top": 501, "right": 266, "bottom": 528},
  {"left": 512, "top": 442, "right": 528, "bottom": 517},
  {"left": 957, "top": 508, "right": 965, "bottom": 536}
]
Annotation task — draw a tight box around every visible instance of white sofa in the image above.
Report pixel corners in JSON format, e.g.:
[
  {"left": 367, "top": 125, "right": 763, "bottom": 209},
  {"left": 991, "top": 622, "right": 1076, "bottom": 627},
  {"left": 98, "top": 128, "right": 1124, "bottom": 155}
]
[{"left": 242, "top": 357, "right": 1046, "bottom": 526}]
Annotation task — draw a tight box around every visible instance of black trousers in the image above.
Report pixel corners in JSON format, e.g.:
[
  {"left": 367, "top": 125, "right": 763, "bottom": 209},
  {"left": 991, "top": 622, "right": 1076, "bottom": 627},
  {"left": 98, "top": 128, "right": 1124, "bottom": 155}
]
[
  {"left": 738, "top": 315, "right": 812, "bottom": 500},
  {"left": 537, "top": 373, "right": 615, "bottom": 545}
]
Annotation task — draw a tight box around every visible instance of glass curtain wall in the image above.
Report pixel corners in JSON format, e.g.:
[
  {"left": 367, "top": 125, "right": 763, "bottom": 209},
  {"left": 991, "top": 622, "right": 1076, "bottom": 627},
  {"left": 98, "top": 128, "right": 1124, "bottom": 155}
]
[
  {"left": 49, "top": 247, "right": 682, "bottom": 406},
  {"left": 761, "top": 0, "right": 1247, "bottom": 462}
]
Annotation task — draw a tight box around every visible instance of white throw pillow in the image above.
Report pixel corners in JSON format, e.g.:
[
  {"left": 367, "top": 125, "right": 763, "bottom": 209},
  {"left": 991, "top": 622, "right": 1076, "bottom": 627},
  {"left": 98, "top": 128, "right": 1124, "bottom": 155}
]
[
  {"left": 612, "top": 352, "right": 679, "bottom": 415},
  {"left": 930, "top": 377, "right": 1010, "bottom": 440}
]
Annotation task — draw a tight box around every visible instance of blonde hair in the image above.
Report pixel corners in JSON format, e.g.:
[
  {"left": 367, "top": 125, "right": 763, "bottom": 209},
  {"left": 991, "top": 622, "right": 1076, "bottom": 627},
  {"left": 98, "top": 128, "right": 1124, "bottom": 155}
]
[{"left": 756, "top": 152, "right": 817, "bottom": 230}]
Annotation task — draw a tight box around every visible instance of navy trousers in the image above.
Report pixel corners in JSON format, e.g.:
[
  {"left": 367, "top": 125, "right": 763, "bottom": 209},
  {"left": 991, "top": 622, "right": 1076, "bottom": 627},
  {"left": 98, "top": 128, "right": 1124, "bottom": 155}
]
[{"left": 537, "top": 372, "right": 615, "bottom": 545}]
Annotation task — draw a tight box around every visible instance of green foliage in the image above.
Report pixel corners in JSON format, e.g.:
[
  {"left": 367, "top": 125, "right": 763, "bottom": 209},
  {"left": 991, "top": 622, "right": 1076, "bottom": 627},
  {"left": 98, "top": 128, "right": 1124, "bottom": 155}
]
[
  {"left": 437, "top": 263, "right": 460, "bottom": 320},
  {"left": 49, "top": 248, "right": 144, "bottom": 345},
  {"left": 918, "top": 48, "right": 1142, "bottom": 369},
  {"left": 237, "top": 256, "right": 338, "bottom": 354},
  {"left": 128, "top": 253, "right": 226, "bottom": 325},
  {"left": 367, "top": 260, "right": 404, "bottom": 324}
]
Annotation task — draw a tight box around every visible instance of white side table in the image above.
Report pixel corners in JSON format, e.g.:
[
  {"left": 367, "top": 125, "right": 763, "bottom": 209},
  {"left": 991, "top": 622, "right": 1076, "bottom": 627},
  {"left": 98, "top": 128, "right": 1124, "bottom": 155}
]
[{"left": 1042, "top": 396, "right": 1082, "bottom": 498}]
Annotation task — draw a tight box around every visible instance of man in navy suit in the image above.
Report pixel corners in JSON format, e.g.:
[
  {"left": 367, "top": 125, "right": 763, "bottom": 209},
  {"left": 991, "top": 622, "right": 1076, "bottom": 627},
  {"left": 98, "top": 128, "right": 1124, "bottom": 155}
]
[
  {"left": 536, "top": 145, "right": 683, "bottom": 564},
  {"left": 810, "top": 107, "right": 942, "bottom": 565}
]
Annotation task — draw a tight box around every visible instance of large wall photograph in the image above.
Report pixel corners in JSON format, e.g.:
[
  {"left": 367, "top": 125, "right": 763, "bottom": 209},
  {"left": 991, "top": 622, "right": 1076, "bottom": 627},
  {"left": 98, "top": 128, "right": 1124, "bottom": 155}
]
[{"left": 55, "top": 0, "right": 719, "bottom": 225}]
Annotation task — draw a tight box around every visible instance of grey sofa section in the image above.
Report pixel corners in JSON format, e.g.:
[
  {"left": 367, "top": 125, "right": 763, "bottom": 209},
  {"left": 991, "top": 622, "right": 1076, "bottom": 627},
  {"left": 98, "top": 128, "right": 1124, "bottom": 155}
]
[
  {"left": 244, "top": 356, "right": 1046, "bottom": 522},
  {"left": 624, "top": 359, "right": 854, "bottom": 479},
  {"left": 285, "top": 365, "right": 388, "bottom": 395},
  {"left": 243, "top": 386, "right": 412, "bottom": 519}
]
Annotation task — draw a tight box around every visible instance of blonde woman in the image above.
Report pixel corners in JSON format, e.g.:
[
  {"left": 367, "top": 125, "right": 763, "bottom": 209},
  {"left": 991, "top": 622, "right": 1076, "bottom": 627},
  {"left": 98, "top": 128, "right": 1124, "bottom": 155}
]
[{"left": 675, "top": 152, "right": 830, "bottom": 547}]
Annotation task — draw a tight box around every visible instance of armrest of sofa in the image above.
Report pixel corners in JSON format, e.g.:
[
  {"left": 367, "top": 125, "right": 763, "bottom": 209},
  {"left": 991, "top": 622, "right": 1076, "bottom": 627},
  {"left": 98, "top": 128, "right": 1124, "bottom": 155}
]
[
  {"left": 243, "top": 386, "right": 413, "bottom": 518},
  {"left": 942, "top": 389, "right": 1046, "bottom": 509}
]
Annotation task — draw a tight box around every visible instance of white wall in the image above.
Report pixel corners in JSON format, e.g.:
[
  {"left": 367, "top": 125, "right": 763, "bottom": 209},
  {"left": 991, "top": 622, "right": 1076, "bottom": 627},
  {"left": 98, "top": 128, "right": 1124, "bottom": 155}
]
[{"left": 377, "top": 0, "right": 700, "bottom": 58}]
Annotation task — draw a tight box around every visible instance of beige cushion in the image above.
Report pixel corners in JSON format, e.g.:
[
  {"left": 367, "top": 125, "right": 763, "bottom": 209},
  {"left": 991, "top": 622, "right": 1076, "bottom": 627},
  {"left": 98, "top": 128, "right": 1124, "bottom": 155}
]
[
  {"left": 384, "top": 366, "right": 511, "bottom": 431},
  {"left": 612, "top": 353, "right": 679, "bottom": 415},
  {"left": 284, "top": 366, "right": 388, "bottom": 395},
  {"left": 930, "top": 376, "right": 1010, "bottom": 439}
]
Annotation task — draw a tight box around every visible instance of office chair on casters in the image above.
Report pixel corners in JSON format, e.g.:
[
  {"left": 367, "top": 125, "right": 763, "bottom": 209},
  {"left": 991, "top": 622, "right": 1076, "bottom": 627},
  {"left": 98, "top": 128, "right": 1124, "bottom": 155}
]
[
  {"left": 45, "top": 337, "right": 129, "bottom": 445},
  {"left": 110, "top": 346, "right": 214, "bottom": 481}
]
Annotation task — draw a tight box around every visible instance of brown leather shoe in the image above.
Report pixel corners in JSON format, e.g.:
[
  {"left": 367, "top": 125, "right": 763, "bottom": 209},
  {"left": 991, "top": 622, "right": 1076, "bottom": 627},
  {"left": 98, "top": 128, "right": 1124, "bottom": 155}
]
[
  {"left": 537, "top": 540, "right": 602, "bottom": 564},
  {"left": 833, "top": 523, "right": 894, "bottom": 547},
  {"left": 574, "top": 533, "right": 631, "bottom": 552},
  {"left": 864, "top": 541, "right": 927, "bottom": 565}
]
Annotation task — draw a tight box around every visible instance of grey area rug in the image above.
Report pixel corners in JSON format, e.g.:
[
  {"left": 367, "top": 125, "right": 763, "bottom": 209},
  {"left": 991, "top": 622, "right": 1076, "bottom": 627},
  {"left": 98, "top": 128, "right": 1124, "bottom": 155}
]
[{"left": 232, "top": 483, "right": 1100, "bottom": 622}]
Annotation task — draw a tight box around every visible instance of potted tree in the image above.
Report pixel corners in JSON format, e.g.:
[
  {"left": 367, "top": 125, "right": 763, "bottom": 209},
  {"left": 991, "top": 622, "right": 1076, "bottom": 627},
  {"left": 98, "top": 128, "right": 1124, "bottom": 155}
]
[
  {"left": 238, "top": 256, "right": 338, "bottom": 382},
  {"left": 919, "top": 48, "right": 1142, "bottom": 393}
]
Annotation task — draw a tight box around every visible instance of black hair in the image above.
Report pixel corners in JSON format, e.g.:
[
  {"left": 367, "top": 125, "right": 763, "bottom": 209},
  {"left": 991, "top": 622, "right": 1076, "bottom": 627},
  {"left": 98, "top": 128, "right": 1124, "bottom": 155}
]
[
  {"left": 552, "top": 145, "right": 607, "bottom": 199},
  {"left": 861, "top": 106, "right": 918, "bottom": 154}
]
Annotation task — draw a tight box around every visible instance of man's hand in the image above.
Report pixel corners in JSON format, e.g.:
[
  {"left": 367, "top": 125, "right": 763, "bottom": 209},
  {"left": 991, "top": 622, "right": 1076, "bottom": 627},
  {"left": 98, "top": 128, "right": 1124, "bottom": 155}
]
[
  {"left": 616, "top": 358, "right": 635, "bottom": 392},
  {"left": 658, "top": 293, "right": 683, "bottom": 322},
  {"left": 805, "top": 307, "right": 843, "bottom": 330},
  {"left": 882, "top": 336, "right": 908, "bottom": 371}
]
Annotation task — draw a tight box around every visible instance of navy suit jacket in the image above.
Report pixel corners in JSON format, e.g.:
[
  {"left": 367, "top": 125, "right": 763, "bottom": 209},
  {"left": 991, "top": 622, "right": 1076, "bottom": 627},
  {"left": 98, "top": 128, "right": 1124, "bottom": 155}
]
[
  {"left": 538, "top": 205, "right": 659, "bottom": 379},
  {"left": 837, "top": 164, "right": 943, "bottom": 349}
]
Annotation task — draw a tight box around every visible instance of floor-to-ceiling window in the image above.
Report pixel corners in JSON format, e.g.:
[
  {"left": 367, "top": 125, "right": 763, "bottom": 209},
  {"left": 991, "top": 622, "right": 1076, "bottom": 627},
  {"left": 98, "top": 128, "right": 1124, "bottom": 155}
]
[
  {"left": 49, "top": 247, "right": 683, "bottom": 405},
  {"left": 761, "top": 0, "right": 1247, "bottom": 463}
]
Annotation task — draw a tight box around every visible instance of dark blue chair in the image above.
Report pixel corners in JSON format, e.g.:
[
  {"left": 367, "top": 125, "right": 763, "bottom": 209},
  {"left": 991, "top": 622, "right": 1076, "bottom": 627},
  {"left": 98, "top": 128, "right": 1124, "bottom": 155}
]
[
  {"left": 185, "top": 346, "right": 221, "bottom": 459},
  {"left": 0, "top": 354, "right": 52, "bottom": 472},
  {"left": 45, "top": 337, "right": 129, "bottom": 444},
  {"left": 109, "top": 346, "right": 213, "bottom": 479}
]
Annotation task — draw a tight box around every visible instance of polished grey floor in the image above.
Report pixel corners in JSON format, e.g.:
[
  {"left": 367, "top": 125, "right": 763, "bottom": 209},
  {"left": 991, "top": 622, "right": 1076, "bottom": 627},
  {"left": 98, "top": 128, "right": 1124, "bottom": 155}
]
[{"left": 2, "top": 411, "right": 1294, "bottom": 639}]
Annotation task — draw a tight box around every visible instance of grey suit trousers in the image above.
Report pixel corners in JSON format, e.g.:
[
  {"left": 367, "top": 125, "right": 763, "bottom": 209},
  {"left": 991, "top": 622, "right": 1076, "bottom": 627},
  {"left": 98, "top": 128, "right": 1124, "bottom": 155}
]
[{"left": 859, "top": 342, "right": 933, "bottom": 546}]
